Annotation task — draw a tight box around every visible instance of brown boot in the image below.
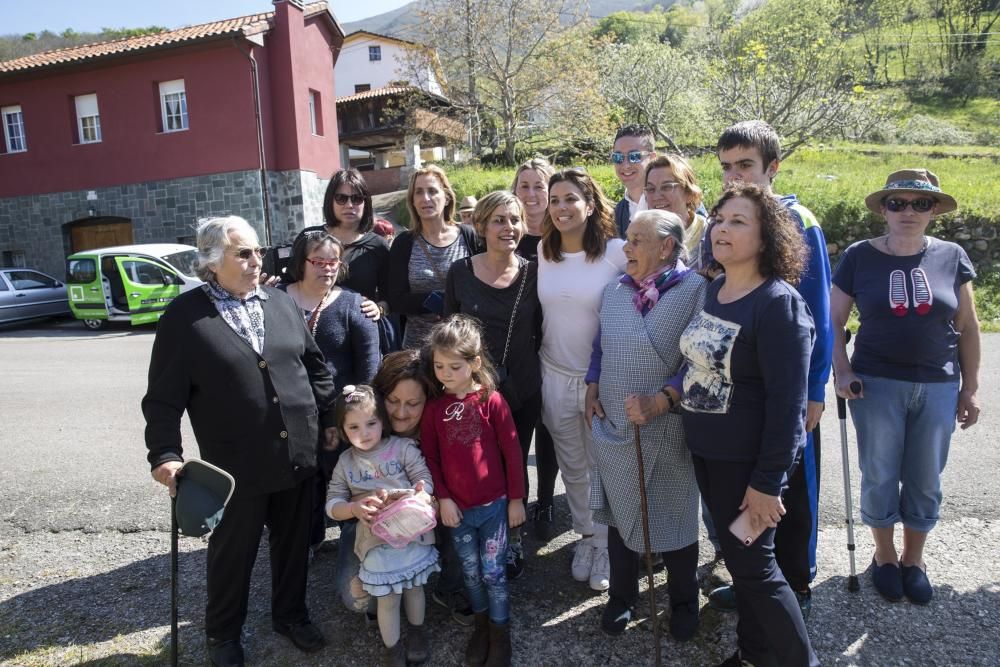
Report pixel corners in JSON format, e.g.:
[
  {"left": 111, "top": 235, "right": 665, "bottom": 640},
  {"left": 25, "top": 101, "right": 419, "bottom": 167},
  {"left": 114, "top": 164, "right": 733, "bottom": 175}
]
[
  {"left": 484, "top": 620, "right": 511, "bottom": 667},
  {"left": 381, "top": 641, "right": 405, "bottom": 667},
  {"left": 465, "top": 612, "right": 490, "bottom": 666},
  {"left": 406, "top": 624, "right": 429, "bottom": 664}
]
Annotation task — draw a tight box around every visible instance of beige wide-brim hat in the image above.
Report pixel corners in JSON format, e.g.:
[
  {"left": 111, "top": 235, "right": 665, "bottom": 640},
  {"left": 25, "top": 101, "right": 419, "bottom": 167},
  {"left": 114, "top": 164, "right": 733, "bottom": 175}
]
[
  {"left": 458, "top": 195, "right": 478, "bottom": 213},
  {"left": 864, "top": 168, "right": 958, "bottom": 215}
]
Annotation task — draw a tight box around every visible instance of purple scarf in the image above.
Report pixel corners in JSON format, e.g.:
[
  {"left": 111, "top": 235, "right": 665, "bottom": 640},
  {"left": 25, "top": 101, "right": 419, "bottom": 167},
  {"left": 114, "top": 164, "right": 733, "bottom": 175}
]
[{"left": 620, "top": 260, "right": 690, "bottom": 316}]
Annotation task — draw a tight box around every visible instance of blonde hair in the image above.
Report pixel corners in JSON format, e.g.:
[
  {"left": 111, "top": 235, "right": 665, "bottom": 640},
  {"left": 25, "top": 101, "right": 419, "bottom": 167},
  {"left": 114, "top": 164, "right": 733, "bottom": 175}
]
[
  {"left": 511, "top": 157, "right": 555, "bottom": 192},
  {"left": 645, "top": 154, "right": 703, "bottom": 223},
  {"left": 406, "top": 165, "right": 457, "bottom": 233},
  {"left": 470, "top": 191, "right": 525, "bottom": 238},
  {"left": 423, "top": 315, "right": 497, "bottom": 399}
]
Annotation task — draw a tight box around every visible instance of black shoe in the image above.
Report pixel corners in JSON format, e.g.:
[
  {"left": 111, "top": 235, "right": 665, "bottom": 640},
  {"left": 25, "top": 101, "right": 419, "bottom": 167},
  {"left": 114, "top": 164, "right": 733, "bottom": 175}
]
[
  {"left": 668, "top": 601, "right": 699, "bottom": 641},
  {"left": 431, "top": 589, "right": 474, "bottom": 627},
  {"left": 600, "top": 597, "right": 634, "bottom": 636},
  {"left": 273, "top": 620, "right": 326, "bottom": 653},
  {"left": 506, "top": 540, "right": 525, "bottom": 580},
  {"left": 871, "top": 558, "right": 904, "bottom": 602},
  {"left": 532, "top": 501, "right": 555, "bottom": 541},
  {"left": 901, "top": 564, "right": 933, "bottom": 605},
  {"left": 206, "top": 637, "right": 245, "bottom": 667}
]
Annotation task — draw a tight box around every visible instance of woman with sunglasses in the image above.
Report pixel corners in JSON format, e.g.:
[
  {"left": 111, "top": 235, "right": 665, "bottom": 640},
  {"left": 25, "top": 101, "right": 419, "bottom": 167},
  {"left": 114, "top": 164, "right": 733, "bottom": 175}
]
[
  {"left": 319, "top": 169, "right": 397, "bottom": 351},
  {"left": 388, "top": 165, "right": 479, "bottom": 349},
  {"left": 538, "top": 167, "right": 626, "bottom": 591},
  {"left": 831, "top": 169, "right": 981, "bottom": 606},
  {"left": 282, "top": 230, "right": 381, "bottom": 551}
]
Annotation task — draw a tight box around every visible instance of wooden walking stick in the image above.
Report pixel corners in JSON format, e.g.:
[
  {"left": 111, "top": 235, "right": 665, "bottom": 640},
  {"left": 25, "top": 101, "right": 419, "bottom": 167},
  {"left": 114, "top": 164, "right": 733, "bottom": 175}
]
[{"left": 634, "top": 427, "right": 662, "bottom": 667}]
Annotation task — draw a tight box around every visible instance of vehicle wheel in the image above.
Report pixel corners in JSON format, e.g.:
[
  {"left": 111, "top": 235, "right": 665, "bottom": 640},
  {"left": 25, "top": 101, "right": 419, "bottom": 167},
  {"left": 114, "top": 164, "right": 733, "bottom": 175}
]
[{"left": 82, "top": 319, "right": 106, "bottom": 331}]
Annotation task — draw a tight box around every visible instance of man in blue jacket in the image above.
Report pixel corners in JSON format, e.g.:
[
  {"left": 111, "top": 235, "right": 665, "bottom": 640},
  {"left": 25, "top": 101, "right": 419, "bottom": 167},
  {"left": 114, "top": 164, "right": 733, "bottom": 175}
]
[{"left": 705, "top": 121, "right": 833, "bottom": 619}]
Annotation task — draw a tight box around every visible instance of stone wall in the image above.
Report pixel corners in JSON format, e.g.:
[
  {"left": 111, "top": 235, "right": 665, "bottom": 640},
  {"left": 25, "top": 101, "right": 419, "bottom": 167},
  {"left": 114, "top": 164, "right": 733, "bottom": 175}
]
[{"left": 0, "top": 168, "right": 328, "bottom": 278}]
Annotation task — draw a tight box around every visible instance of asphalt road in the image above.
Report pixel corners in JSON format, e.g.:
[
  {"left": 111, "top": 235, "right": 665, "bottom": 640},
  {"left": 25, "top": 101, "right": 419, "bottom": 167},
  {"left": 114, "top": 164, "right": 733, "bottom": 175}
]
[{"left": 1, "top": 317, "right": 998, "bottom": 665}]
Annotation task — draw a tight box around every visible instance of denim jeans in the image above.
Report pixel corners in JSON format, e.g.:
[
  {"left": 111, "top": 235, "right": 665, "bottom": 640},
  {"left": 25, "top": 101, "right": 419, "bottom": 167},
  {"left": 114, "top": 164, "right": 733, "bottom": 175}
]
[
  {"left": 849, "top": 374, "right": 959, "bottom": 532},
  {"left": 451, "top": 498, "right": 510, "bottom": 624}
]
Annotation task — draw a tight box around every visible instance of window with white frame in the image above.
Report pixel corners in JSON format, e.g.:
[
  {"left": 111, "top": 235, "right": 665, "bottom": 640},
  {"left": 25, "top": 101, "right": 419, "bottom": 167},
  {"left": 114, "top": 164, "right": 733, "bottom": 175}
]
[
  {"left": 369, "top": 45, "right": 381, "bottom": 61},
  {"left": 75, "top": 94, "right": 102, "bottom": 143},
  {"left": 308, "top": 90, "right": 323, "bottom": 136},
  {"left": 159, "top": 79, "right": 189, "bottom": 132},
  {"left": 2, "top": 105, "right": 27, "bottom": 153}
]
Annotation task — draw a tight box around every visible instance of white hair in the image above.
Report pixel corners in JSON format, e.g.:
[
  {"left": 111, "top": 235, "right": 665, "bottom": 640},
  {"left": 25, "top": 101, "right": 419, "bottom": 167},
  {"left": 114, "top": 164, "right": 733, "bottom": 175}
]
[
  {"left": 632, "top": 209, "right": 688, "bottom": 265},
  {"left": 194, "top": 216, "right": 258, "bottom": 282}
]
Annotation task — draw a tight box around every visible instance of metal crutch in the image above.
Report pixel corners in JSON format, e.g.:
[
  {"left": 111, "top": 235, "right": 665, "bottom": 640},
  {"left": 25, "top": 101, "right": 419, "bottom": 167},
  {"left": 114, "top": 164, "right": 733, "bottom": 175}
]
[
  {"left": 836, "top": 329, "right": 862, "bottom": 592},
  {"left": 634, "top": 427, "right": 662, "bottom": 666},
  {"left": 171, "top": 494, "right": 179, "bottom": 666}
]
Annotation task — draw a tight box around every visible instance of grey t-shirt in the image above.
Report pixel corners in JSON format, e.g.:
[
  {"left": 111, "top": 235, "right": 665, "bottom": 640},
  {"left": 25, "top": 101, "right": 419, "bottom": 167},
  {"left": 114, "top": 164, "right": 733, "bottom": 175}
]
[
  {"left": 403, "top": 234, "right": 472, "bottom": 348},
  {"left": 832, "top": 238, "right": 975, "bottom": 383}
]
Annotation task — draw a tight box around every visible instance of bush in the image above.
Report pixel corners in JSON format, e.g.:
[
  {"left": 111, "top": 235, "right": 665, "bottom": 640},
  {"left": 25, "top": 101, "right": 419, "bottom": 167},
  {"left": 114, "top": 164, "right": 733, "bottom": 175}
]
[{"left": 896, "top": 114, "right": 973, "bottom": 146}]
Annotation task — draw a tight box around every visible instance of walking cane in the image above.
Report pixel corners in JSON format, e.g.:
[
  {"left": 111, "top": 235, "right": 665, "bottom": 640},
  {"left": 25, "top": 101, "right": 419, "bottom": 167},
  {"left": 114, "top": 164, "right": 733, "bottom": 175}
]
[
  {"left": 836, "top": 329, "right": 861, "bottom": 593},
  {"left": 171, "top": 494, "right": 179, "bottom": 666},
  {"left": 634, "top": 427, "right": 662, "bottom": 667}
]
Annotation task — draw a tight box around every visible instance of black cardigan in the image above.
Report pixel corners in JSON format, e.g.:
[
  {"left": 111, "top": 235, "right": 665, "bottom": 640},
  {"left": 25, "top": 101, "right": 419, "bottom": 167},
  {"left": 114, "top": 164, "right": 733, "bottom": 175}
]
[
  {"left": 142, "top": 287, "right": 337, "bottom": 498},
  {"left": 387, "top": 224, "right": 482, "bottom": 316}
]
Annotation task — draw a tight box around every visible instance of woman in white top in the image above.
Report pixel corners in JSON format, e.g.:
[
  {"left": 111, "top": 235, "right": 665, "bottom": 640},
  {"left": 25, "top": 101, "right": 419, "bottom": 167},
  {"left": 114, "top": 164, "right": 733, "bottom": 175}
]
[{"left": 537, "top": 167, "right": 627, "bottom": 591}]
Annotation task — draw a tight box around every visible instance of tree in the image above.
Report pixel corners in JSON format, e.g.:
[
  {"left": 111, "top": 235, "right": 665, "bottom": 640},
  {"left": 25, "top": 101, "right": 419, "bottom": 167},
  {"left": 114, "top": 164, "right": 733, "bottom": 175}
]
[
  {"left": 707, "top": 0, "right": 878, "bottom": 157},
  {"left": 597, "top": 41, "right": 710, "bottom": 151},
  {"left": 931, "top": 0, "right": 1000, "bottom": 73},
  {"left": 408, "top": 0, "right": 593, "bottom": 164}
]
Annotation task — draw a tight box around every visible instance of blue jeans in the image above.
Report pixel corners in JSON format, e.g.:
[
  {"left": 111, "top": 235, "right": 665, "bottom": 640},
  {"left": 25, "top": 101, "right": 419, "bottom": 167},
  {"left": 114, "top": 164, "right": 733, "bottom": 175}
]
[
  {"left": 849, "top": 375, "right": 959, "bottom": 532},
  {"left": 451, "top": 498, "right": 509, "bottom": 624}
]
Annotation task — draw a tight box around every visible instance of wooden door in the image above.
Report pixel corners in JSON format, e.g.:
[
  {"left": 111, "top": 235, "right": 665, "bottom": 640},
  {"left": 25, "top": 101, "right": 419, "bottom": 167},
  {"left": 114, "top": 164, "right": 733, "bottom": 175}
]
[{"left": 69, "top": 219, "right": 133, "bottom": 252}]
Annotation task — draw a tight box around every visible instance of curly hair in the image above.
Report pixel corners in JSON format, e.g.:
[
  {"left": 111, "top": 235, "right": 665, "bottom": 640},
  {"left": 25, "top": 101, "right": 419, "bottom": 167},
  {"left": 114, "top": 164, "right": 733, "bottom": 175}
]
[
  {"left": 322, "top": 168, "right": 374, "bottom": 233},
  {"left": 542, "top": 168, "right": 617, "bottom": 263},
  {"left": 709, "top": 183, "right": 806, "bottom": 285},
  {"left": 422, "top": 314, "right": 497, "bottom": 400},
  {"left": 470, "top": 190, "right": 526, "bottom": 239}
]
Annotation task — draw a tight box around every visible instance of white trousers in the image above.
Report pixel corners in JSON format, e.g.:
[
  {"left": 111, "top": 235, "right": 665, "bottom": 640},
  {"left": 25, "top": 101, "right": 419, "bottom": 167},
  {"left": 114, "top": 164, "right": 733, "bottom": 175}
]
[{"left": 540, "top": 361, "right": 607, "bottom": 547}]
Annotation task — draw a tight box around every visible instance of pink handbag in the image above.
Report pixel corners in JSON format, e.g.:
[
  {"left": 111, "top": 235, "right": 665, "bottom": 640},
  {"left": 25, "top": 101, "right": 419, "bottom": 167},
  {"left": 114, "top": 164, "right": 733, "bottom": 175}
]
[{"left": 370, "top": 492, "right": 437, "bottom": 548}]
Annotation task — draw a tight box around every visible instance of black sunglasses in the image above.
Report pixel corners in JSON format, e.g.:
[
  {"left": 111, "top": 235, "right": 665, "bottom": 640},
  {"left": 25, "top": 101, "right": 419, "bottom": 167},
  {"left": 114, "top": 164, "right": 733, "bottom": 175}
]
[
  {"left": 233, "top": 247, "right": 266, "bottom": 260},
  {"left": 333, "top": 193, "right": 366, "bottom": 206},
  {"left": 885, "top": 197, "right": 935, "bottom": 213}
]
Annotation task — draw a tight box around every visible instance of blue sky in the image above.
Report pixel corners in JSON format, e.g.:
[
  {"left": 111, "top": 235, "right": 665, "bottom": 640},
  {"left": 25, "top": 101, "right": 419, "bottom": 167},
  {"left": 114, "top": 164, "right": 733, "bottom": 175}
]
[{"left": 1, "top": 0, "right": 409, "bottom": 34}]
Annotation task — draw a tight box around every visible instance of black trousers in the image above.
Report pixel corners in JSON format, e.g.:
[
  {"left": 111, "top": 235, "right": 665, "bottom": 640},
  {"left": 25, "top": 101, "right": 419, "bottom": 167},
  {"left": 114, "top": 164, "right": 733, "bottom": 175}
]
[
  {"left": 774, "top": 427, "right": 820, "bottom": 591},
  {"left": 693, "top": 455, "right": 818, "bottom": 667},
  {"left": 533, "top": 418, "right": 559, "bottom": 506},
  {"left": 511, "top": 390, "right": 543, "bottom": 499},
  {"left": 205, "top": 478, "right": 314, "bottom": 640},
  {"left": 608, "top": 525, "right": 698, "bottom": 608}
]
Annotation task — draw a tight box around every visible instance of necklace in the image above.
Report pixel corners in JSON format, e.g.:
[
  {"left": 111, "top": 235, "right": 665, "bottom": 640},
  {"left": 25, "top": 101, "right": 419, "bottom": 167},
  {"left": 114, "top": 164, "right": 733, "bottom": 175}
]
[{"left": 884, "top": 235, "right": 928, "bottom": 256}]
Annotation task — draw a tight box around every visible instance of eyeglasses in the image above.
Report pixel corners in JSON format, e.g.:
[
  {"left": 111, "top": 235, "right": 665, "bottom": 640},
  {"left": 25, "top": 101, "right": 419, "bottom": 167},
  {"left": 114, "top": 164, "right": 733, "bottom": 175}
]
[
  {"left": 644, "top": 182, "right": 683, "bottom": 195},
  {"left": 232, "top": 247, "right": 266, "bottom": 260},
  {"left": 333, "top": 193, "right": 366, "bottom": 206},
  {"left": 306, "top": 257, "right": 342, "bottom": 269},
  {"left": 611, "top": 150, "right": 651, "bottom": 165},
  {"left": 885, "top": 197, "right": 935, "bottom": 213}
]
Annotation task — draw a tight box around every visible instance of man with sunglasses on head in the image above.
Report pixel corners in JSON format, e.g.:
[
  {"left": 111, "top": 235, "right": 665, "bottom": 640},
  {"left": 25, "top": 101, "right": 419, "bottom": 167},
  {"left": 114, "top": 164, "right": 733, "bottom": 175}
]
[
  {"left": 701, "top": 121, "right": 833, "bottom": 628},
  {"left": 611, "top": 125, "right": 656, "bottom": 239}
]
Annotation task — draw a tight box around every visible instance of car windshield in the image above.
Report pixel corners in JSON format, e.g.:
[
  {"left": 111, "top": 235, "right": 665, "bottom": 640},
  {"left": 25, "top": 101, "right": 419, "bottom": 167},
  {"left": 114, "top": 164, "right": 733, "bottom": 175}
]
[{"left": 161, "top": 250, "right": 198, "bottom": 278}]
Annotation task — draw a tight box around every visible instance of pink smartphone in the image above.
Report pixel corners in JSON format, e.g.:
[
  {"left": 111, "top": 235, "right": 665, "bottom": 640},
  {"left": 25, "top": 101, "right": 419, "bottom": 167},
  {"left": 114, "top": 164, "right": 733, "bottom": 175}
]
[{"left": 728, "top": 508, "right": 766, "bottom": 547}]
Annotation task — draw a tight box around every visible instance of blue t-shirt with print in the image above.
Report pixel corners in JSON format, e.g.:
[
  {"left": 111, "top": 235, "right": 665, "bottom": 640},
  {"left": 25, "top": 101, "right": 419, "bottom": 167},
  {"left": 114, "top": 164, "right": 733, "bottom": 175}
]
[{"left": 832, "top": 238, "right": 975, "bottom": 383}]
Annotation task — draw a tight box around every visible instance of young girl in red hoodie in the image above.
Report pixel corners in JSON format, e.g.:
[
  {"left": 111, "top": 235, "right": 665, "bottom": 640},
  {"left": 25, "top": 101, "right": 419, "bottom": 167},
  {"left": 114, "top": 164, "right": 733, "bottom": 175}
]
[{"left": 420, "top": 315, "right": 525, "bottom": 666}]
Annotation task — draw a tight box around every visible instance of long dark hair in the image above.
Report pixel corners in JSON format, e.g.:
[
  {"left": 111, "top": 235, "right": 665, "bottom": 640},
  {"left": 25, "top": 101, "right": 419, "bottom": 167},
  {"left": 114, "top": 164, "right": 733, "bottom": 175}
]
[
  {"left": 542, "top": 168, "right": 616, "bottom": 263},
  {"left": 323, "top": 168, "right": 374, "bottom": 233}
]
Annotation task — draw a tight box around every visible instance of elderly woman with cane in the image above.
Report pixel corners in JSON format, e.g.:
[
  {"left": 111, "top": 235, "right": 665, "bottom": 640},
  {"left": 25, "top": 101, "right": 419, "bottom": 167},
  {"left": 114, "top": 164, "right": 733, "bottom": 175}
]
[
  {"left": 585, "top": 210, "right": 707, "bottom": 641},
  {"left": 144, "top": 216, "right": 337, "bottom": 667},
  {"left": 832, "top": 169, "right": 980, "bottom": 605}
]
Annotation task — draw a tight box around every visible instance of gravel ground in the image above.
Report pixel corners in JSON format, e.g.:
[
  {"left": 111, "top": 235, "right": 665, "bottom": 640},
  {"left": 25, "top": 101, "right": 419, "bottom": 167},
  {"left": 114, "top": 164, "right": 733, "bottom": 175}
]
[{"left": 1, "top": 324, "right": 998, "bottom": 666}]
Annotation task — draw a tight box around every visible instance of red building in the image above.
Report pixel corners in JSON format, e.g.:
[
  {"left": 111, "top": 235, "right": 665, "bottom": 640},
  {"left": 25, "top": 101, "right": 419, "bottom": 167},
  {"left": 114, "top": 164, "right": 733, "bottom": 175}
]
[{"left": 0, "top": 0, "right": 344, "bottom": 276}]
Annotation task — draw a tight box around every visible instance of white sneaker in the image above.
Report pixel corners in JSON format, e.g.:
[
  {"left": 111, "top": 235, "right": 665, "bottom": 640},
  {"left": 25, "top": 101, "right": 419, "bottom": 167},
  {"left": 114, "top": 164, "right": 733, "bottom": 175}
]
[
  {"left": 571, "top": 540, "right": 594, "bottom": 582},
  {"left": 589, "top": 546, "right": 610, "bottom": 591}
]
